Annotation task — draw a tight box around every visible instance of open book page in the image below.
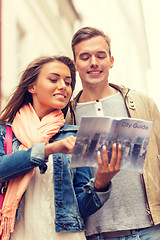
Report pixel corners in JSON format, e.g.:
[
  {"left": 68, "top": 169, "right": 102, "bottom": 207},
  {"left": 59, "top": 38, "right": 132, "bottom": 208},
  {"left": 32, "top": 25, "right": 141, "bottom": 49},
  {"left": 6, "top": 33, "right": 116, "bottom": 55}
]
[{"left": 70, "top": 117, "right": 153, "bottom": 173}]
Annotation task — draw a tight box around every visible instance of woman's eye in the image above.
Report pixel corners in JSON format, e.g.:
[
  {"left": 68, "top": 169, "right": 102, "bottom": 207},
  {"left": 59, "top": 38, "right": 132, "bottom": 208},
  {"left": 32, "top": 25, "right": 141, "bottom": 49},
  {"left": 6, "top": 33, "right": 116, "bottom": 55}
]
[
  {"left": 65, "top": 82, "right": 71, "bottom": 86},
  {"left": 49, "top": 79, "right": 57, "bottom": 82}
]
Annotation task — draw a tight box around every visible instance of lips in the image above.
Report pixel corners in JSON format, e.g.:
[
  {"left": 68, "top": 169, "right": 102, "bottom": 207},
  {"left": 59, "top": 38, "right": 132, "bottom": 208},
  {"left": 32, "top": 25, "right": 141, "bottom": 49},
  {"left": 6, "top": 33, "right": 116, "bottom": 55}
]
[
  {"left": 87, "top": 70, "right": 102, "bottom": 74},
  {"left": 54, "top": 94, "right": 66, "bottom": 98}
]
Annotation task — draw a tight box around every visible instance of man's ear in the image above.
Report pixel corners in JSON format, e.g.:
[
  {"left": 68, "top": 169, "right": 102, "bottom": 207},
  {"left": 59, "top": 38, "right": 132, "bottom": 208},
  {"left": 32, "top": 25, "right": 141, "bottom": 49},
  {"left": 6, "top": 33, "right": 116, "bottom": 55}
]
[
  {"left": 110, "top": 56, "right": 114, "bottom": 68},
  {"left": 28, "top": 84, "right": 36, "bottom": 94},
  {"left": 72, "top": 59, "right": 77, "bottom": 71}
]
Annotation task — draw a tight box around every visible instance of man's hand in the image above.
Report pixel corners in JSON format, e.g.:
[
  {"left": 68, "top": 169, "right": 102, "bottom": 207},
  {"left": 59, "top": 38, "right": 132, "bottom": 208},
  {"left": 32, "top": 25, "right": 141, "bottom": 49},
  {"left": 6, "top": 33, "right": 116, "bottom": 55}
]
[{"left": 94, "top": 143, "right": 121, "bottom": 191}]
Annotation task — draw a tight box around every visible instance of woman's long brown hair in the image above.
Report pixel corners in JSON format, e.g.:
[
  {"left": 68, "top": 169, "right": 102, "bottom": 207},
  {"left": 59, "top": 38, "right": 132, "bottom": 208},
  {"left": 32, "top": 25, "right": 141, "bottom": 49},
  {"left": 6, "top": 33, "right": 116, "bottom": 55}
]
[{"left": 0, "top": 55, "right": 76, "bottom": 123}]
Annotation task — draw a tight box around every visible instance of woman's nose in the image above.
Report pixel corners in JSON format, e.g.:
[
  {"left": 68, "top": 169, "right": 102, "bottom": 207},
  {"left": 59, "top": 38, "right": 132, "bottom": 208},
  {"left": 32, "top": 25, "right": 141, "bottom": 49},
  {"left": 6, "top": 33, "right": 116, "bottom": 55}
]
[{"left": 57, "top": 79, "right": 66, "bottom": 89}]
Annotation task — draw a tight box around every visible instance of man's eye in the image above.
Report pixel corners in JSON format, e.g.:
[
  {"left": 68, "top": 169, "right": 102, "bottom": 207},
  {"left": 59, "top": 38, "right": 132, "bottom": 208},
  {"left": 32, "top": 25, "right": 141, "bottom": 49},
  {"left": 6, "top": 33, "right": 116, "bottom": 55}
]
[
  {"left": 97, "top": 54, "right": 106, "bottom": 59},
  {"left": 80, "top": 54, "right": 90, "bottom": 60},
  {"left": 81, "top": 57, "right": 89, "bottom": 60},
  {"left": 98, "top": 56, "right": 105, "bottom": 59}
]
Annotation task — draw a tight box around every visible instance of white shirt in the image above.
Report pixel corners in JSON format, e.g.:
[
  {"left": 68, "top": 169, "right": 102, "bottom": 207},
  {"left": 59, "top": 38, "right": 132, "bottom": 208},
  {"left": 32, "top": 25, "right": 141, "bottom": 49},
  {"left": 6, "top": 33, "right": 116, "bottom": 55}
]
[{"left": 10, "top": 155, "right": 86, "bottom": 240}]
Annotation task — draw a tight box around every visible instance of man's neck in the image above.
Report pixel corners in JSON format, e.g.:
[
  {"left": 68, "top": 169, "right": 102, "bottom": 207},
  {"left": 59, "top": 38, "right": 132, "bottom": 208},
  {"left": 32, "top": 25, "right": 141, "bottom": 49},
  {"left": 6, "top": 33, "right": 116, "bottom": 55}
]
[{"left": 78, "top": 84, "right": 118, "bottom": 103}]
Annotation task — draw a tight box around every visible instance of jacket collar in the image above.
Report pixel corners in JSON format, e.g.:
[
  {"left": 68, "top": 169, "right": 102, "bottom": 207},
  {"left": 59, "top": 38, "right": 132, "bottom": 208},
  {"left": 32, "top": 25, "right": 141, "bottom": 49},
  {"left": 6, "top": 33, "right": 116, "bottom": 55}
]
[
  {"left": 59, "top": 124, "right": 78, "bottom": 132},
  {"left": 73, "top": 83, "right": 130, "bottom": 103}
]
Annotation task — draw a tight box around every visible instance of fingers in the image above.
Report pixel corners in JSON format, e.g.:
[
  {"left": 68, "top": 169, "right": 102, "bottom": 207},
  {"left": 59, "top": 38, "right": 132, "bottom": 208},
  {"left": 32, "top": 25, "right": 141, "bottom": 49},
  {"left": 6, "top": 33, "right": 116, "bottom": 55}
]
[
  {"left": 97, "top": 150, "right": 103, "bottom": 166},
  {"left": 115, "top": 144, "right": 121, "bottom": 170},
  {"left": 97, "top": 145, "right": 109, "bottom": 168},
  {"left": 65, "top": 136, "right": 76, "bottom": 148},
  {"left": 110, "top": 143, "right": 121, "bottom": 171},
  {"left": 95, "top": 143, "right": 122, "bottom": 191},
  {"left": 110, "top": 143, "right": 117, "bottom": 168},
  {"left": 46, "top": 135, "right": 76, "bottom": 155},
  {"left": 102, "top": 145, "right": 109, "bottom": 168},
  {"left": 97, "top": 143, "right": 121, "bottom": 171},
  {"left": 63, "top": 136, "right": 76, "bottom": 153}
]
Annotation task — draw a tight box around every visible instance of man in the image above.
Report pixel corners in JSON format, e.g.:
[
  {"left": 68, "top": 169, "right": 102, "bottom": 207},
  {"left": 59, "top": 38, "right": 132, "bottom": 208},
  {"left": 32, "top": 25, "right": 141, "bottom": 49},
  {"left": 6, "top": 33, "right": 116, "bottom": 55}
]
[{"left": 66, "top": 27, "right": 160, "bottom": 239}]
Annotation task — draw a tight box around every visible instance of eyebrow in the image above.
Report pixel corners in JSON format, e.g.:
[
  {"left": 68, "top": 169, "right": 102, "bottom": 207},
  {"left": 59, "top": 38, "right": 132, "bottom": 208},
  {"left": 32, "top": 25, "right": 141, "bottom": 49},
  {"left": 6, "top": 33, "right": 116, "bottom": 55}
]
[
  {"left": 79, "top": 50, "right": 107, "bottom": 56},
  {"left": 49, "top": 73, "right": 71, "bottom": 79},
  {"left": 49, "top": 73, "right": 60, "bottom": 77},
  {"left": 97, "top": 51, "right": 107, "bottom": 54},
  {"left": 79, "top": 52, "right": 89, "bottom": 57}
]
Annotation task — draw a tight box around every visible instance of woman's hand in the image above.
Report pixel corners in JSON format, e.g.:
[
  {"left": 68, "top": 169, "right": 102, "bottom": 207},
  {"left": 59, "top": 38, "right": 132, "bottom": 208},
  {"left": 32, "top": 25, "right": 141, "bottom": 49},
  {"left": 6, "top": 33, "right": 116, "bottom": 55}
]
[
  {"left": 94, "top": 143, "right": 121, "bottom": 191},
  {"left": 45, "top": 136, "right": 76, "bottom": 157}
]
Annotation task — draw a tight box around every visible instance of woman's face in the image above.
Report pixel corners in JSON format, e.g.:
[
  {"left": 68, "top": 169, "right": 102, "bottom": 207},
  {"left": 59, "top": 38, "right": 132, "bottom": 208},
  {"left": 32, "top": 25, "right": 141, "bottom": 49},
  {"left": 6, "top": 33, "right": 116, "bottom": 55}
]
[{"left": 28, "top": 61, "right": 72, "bottom": 119}]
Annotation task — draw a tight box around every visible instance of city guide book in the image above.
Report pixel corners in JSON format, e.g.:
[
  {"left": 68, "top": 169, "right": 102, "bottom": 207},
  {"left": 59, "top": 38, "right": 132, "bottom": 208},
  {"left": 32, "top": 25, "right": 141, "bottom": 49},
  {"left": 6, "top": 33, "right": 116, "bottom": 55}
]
[{"left": 70, "top": 117, "right": 153, "bottom": 173}]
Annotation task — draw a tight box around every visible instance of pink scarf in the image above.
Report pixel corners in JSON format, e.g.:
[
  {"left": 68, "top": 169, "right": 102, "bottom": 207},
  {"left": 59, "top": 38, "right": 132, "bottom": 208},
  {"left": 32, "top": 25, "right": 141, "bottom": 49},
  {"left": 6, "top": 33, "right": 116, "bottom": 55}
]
[{"left": 0, "top": 103, "right": 65, "bottom": 240}]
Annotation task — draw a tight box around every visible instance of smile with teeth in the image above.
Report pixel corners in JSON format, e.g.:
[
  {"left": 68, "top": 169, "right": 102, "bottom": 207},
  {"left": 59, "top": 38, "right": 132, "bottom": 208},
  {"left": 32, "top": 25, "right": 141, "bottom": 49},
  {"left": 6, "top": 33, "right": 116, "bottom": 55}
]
[
  {"left": 88, "top": 71, "right": 102, "bottom": 74},
  {"left": 54, "top": 94, "right": 66, "bottom": 98}
]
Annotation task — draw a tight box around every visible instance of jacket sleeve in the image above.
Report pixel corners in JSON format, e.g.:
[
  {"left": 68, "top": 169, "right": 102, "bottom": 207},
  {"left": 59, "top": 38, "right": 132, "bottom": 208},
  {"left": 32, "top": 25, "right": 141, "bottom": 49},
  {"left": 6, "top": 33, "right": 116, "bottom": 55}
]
[
  {"left": 126, "top": 90, "right": 160, "bottom": 152},
  {"left": 73, "top": 166, "right": 111, "bottom": 220},
  {"left": 0, "top": 140, "right": 47, "bottom": 182},
  {"left": 150, "top": 99, "right": 160, "bottom": 153}
]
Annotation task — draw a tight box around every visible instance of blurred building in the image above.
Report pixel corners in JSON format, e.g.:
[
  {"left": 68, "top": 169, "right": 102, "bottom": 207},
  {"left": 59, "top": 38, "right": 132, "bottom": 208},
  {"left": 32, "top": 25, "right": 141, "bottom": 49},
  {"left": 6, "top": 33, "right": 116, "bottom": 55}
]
[
  {"left": 1, "top": 0, "right": 159, "bottom": 110},
  {"left": 73, "top": 0, "right": 150, "bottom": 94},
  {"left": 73, "top": 0, "right": 160, "bottom": 110},
  {"left": 0, "top": 0, "right": 81, "bottom": 108}
]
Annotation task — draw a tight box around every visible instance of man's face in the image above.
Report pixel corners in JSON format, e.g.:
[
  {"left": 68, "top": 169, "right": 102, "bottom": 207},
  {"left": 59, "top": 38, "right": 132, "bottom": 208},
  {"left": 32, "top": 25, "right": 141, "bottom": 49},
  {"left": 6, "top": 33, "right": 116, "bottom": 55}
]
[{"left": 74, "top": 36, "right": 114, "bottom": 88}]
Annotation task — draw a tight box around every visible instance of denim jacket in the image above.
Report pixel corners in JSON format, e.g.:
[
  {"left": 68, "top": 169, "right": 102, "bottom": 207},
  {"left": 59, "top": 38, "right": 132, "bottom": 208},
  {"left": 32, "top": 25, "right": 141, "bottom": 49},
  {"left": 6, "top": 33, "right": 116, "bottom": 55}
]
[{"left": 0, "top": 123, "right": 111, "bottom": 232}]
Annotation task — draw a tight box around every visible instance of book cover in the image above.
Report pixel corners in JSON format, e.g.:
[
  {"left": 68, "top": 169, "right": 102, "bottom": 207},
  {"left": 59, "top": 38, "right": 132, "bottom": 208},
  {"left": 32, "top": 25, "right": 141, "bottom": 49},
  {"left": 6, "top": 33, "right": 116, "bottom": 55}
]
[{"left": 70, "top": 117, "right": 153, "bottom": 173}]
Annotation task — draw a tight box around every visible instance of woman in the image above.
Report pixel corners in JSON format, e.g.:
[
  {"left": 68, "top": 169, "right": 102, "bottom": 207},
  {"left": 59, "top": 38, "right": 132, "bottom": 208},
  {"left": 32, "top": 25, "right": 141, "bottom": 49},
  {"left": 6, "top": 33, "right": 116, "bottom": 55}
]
[{"left": 0, "top": 56, "right": 121, "bottom": 240}]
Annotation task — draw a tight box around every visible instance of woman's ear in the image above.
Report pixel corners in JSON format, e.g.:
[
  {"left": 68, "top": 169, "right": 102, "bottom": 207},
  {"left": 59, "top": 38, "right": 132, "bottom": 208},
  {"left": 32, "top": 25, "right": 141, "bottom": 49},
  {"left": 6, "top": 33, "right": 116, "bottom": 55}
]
[{"left": 28, "top": 84, "right": 36, "bottom": 94}]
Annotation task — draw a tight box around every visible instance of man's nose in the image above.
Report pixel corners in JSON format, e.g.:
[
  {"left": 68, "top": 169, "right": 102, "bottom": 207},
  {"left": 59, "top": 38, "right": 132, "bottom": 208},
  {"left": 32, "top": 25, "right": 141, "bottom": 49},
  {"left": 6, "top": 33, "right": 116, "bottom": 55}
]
[{"left": 90, "top": 56, "right": 98, "bottom": 67}]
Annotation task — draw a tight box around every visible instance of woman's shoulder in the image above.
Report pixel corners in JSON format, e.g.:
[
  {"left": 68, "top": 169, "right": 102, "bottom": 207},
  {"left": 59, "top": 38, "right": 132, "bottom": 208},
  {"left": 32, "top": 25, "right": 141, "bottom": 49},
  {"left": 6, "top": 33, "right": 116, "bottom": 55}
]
[
  {"left": 0, "top": 123, "right": 7, "bottom": 140},
  {"left": 0, "top": 122, "right": 13, "bottom": 139},
  {"left": 61, "top": 124, "right": 79, "bottom": 132},
  {"left": 0, "top": 122, "right": 12, "bottom": 131},
  {"left": 0, "top": 123, "right": 7, "bottom": 132},
  {"left": 51, "top": 124, "right": 78, "bottom": 141}
]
